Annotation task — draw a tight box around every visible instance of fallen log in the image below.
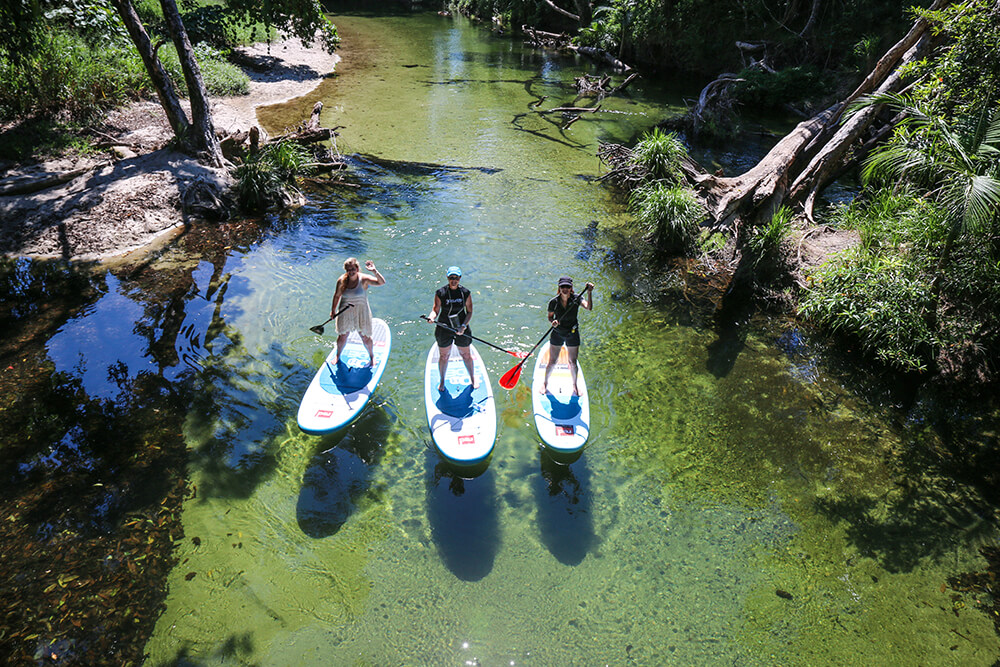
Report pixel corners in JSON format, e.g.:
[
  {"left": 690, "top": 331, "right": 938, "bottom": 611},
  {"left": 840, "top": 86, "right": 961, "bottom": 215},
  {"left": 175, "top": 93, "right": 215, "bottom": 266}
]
[{"left": 0, "top": 163, "right": 105, "bottom": 197}]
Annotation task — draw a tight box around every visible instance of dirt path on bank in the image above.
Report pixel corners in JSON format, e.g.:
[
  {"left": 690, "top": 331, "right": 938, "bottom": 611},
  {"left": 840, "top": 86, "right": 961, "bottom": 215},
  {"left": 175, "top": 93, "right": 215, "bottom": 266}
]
[{"left": 0, "top": 38, "right": 339, "bottom": 261}]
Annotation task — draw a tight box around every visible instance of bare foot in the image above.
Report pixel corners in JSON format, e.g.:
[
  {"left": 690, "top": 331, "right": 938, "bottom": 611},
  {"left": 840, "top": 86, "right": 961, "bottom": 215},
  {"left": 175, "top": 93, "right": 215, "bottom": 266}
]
[
  {"left": 539, "top": 384, "right": 547, "bottom": 394},
  {"left": 471, "top": 377, "right": 479, "bottom": 389},
  {"left": 438, "top": 382, "right": 445, "bottom": 392},
  {"left": 572, "top": 386, "right": 580, "bottom": 396}
]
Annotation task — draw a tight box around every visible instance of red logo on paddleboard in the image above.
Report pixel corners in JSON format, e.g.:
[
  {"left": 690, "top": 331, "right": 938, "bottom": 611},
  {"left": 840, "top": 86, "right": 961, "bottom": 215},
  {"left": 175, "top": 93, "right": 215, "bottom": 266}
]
[
  {"left": 315, "top": 410, "right": 334, "bottom": 419},
  {"left": 457, "top": 435, "right": 476, "bottom": 446},
  {"left": 556, "top": 425, "right": 575, "bottom": 436}
]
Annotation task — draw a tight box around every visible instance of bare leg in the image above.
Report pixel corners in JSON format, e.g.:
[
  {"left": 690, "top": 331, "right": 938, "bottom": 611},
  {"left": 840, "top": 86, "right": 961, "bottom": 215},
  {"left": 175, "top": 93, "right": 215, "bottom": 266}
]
[
  {"left": 336, "top": 334, "right": 348, "bottom": 363},
  {"left": 437, "top": 345, "right": 452, "bottom": 391},
  {"left": 566, "top": 345, "right": 580, "bottom": 395},
  {"left": 458, "top": 346, "right": 478, "bottom": 388},
  {"left": 542, "top": 344, "right": 561, "bottom": 393},
  {"left": 361, "top": 335, "right": 374, "bottom": 366}
]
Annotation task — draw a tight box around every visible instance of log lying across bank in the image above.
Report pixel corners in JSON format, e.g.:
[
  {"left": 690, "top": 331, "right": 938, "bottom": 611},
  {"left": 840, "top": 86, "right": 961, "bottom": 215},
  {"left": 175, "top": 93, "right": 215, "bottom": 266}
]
[{"left": 684, "top": 0, "right": 953, "bottom": 230}]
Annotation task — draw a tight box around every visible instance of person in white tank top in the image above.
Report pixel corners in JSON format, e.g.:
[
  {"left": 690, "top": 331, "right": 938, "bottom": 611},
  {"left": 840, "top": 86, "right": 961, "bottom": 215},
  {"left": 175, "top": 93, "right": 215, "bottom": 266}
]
[{"left": 331, "top": 257, "right": 386, "bottom": 366}]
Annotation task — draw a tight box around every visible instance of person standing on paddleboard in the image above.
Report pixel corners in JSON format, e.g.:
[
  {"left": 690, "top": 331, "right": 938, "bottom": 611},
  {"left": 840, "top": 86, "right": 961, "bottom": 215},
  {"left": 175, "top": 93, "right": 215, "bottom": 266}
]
[
  {"left": 542, "top": 275, "right": 594, "bottom": 396},
  {"left": 331, "top": 257, "right": 385, "bottom": 366},
  {"left": 426, "top": 266, "right": 477, "bottom": 391}
]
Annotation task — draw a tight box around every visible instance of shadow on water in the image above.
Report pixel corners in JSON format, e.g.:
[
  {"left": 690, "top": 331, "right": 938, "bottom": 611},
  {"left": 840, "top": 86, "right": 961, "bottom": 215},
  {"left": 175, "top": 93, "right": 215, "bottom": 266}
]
[
  {"left": 297, "top": 407, "right": 392, "bottom": 538},
  {"left": 152, "top": 632, "right": 255, "bottom": 667},
  {"left": 814, "top": 388, "right": 1000, "bottom": 574},
  {"left": 533, "top": 448, "right": 594, "bottom": 566},
  {"left": 425, "top": 450, "right": 500, "bottom": 581}
]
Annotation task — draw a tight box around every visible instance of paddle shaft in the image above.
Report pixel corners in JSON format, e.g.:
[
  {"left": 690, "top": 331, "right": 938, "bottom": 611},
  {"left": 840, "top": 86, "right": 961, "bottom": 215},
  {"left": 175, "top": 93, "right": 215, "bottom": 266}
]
[
  {"left": 500, "top": 325, "right": 553, "bottom": 389},
  {"left": 420, "top": 316, "right": 524, "bottom": 358},
  {"left": 310, "top": 303, "right": 353, "bottom": 334}
]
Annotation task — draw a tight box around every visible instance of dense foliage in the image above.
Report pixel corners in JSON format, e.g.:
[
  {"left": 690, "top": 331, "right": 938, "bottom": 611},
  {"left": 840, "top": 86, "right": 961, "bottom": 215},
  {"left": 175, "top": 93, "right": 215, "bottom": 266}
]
[
  {"left": 0, "top": 0, "right": 336, "bottom": 127},
  {"left": 798, "top": 1, "right": 1000, "bottom": 380}
]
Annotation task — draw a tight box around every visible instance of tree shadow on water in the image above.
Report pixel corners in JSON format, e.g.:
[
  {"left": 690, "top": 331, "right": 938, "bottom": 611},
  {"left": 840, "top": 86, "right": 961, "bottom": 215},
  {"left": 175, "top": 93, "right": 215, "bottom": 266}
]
[
  {"left": 152, "top": 632, "right": 256, "bottom": 666},
  {"left": 533, "top": 448, "right": 594, "bottom": 566},
  {"left": 814, "top": 391, "right": 1000, "bottom": 574},
  {"left": 296, "top": 408, "right": 391, "bottom": 538},
  {"left": 425, "top": 451, "right": 500, "bottom": 581}
]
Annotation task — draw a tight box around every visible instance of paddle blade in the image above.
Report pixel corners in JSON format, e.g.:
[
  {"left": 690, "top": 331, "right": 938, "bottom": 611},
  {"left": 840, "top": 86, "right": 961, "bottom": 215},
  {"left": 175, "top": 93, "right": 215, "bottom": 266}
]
[
  {"left": 499, "top": 363, "right": 523, "bottom": 389},
  {"left": 508, "top": 350, "right": 529, "bottom": 359},
  {"left": 309, "top": 325, "right": 324, "bottom": 335}
]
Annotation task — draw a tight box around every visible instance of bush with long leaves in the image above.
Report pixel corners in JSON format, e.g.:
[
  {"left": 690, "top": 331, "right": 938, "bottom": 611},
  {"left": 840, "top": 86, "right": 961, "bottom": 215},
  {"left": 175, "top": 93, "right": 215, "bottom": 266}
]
[{"left": 234, "top": 141, "right": 312, "bottom": 211}]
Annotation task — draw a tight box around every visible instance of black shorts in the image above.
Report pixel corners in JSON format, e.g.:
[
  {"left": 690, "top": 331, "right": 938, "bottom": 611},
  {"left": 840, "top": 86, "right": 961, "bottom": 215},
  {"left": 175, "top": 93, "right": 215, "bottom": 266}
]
[
  {"left": 550, "top": 327, "right": 580, "bottom": 347},
  {"left": 435, "top": 323, "right": 472, "bottom": 348}
]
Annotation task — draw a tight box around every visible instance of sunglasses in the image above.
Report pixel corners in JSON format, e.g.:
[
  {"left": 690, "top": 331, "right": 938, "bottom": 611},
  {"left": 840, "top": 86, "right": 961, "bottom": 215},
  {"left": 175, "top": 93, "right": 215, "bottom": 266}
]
[
  {"left": 559, "top": 285, "right": 572, "bottom": 290},
  {"left": 447, "top": 275, "right": 460, "bottom": 280}
]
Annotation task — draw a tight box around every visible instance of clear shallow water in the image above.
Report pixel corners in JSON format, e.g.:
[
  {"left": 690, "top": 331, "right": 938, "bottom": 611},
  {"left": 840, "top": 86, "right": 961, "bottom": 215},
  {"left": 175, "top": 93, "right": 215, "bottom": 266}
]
[{"left": 42, "top": 10, "right": 992, "bottom": 666}]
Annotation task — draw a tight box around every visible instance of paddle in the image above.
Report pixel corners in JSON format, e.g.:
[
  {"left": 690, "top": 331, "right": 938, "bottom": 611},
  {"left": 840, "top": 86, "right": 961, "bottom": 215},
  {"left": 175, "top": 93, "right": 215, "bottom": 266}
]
[
  {"left": 420, "top": 316, "right": 527, "bottom": 359},
  {"left": 499, "top": 325, "right": 553, "bottom": 389},
  {"left": 309, "top": 303, "right": 354, "bottom": 335}
]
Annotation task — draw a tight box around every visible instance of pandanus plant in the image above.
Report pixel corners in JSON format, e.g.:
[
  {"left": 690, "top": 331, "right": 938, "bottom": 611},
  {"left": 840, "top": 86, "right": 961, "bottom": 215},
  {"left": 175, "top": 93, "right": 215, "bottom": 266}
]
[{"left": 851, "top": 92, "right": 1000, "bottom": 326}]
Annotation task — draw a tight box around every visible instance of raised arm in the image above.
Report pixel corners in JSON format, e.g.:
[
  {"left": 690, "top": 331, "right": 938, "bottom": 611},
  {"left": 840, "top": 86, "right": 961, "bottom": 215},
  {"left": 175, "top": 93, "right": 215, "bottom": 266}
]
[
  {"left": 363, "top": 260, "right": 386, "bottom": 286},
  {"left": 579, "top": 282, "right": 595, "bottom": 310}
]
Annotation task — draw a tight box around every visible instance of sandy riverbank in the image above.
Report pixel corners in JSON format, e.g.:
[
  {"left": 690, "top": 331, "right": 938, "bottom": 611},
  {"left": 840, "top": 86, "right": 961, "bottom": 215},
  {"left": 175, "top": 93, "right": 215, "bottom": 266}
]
[{"left": 0, "top": 37, "right": 339, "bottom": 261}]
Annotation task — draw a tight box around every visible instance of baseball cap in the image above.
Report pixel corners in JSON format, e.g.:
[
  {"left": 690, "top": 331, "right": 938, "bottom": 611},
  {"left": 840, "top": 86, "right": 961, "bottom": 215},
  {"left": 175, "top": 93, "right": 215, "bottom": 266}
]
[
  {"left": 557, "top": 276, "right": 573, "bottom": 287},
  {"left": 446, "top": 266, "right": 462, "bottom": 278}
]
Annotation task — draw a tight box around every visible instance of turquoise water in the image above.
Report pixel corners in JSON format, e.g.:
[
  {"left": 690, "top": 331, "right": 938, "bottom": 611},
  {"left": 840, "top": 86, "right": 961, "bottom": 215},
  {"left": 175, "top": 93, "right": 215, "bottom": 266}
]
[{"left": 87, "top": 10, "right": 1000, "bottom": 666}]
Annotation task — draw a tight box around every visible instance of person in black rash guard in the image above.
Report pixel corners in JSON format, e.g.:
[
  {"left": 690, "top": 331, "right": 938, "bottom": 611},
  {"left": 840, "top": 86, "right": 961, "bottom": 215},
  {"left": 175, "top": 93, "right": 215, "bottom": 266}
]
[
  {"left": 426, "top": 266, "right": 477, "bottom": 391},
  {"left": 542, "top": 275, "right": 594, "bottom": 396}
]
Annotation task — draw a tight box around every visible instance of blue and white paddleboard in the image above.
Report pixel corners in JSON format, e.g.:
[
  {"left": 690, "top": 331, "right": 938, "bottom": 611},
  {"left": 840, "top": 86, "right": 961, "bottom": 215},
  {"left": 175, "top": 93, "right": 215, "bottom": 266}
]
[
  {"left": 531, "top": 342, "right": 590, "bottom": 453},
  {"left": 297, "top": 318, "right": 391, "bottom": 434},
  {"left": 424, "top": 342, "right": 497, "bottom": 466}
]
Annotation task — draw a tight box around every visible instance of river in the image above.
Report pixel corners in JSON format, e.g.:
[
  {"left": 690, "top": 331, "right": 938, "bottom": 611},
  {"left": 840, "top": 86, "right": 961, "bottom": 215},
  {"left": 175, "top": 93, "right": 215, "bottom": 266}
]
[{"left": 5, "top": 7, "right": 1000, "bottom": 666}]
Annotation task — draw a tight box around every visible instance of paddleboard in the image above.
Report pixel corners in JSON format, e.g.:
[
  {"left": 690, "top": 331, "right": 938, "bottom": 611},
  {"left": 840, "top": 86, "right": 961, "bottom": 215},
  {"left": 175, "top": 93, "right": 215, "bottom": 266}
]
[
  {"left": 531, "top": 342, "right": 590, "bottom": 453},
  {"left": 424, "top": 342, "right": 497, "bottom": 466},
  {"left": 297, "top": 318, "right": 391, "bottom": 434}
]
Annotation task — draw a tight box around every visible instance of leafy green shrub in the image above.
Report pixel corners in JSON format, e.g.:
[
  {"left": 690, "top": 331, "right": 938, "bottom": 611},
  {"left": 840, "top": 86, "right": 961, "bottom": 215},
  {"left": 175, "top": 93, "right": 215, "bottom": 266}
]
[
  {"left": 799, "top": 248, "right": 936, "bottom": 372},
  {"left": 0, "top": 30, "right": 151, "bottom": 120},
  {"left": 745, "top": 205, "right": 792, "bottom": 267},
  {"left": 628, "top": 182, "right": 703, "bottom": 252},
  {"left": 631, "top": 127, "right": 687, "bottom": 183},
  {"left": 235, "top": 141, "right": 313, "bottom": 211},
  {"left": 158, "top": 43, "right": 249, "bottom": 96}
]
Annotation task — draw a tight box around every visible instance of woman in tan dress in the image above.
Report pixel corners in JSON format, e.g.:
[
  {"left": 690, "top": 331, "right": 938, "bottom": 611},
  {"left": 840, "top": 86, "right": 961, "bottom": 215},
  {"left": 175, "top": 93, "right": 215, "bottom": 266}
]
[{"left": 331, "top": 257, "right": 386, "bottom": 365}]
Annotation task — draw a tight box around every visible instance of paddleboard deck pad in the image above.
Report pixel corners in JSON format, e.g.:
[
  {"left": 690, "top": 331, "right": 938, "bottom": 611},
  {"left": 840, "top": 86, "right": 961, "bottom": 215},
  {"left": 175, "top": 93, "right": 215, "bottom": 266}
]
[
  {"left": 531, "top": 342, "right": 590, "bottom": 453},
  {"left": 297, "top": 318, "right": 391, "bottom": 434},
  {"left": 424, "top": 342, "right": 497, "bottom": 466}
]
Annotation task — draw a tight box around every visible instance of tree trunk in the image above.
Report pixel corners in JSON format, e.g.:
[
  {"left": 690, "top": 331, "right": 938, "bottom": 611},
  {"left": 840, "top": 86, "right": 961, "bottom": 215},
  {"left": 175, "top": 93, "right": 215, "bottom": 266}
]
[
  {"left": 690, "top": 0, "right": 954, "bottom": 230},
  {"left": 541, "top": 0, "right": 580, "bottom": 23},
  {"left": 159, "top": 0, "right": 224, "bottom": 167},
  {"left": 110, "top": 0, "right": 190, "bottom": 142}
]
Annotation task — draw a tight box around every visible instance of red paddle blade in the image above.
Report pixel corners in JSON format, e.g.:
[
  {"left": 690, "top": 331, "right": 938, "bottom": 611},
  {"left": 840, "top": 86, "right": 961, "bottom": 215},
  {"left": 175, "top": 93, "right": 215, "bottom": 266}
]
[
  {"left": 510, "top": 350, "right": 529, "bottom": 359},
  {"left": 499, "top": 362, "right": 524, "bottom": 389}
]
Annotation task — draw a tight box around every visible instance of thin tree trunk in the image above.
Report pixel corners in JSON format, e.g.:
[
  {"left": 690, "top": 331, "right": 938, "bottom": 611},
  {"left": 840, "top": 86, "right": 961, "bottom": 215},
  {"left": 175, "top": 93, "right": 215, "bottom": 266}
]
[
  {"left": 159, "top": 0, "right": 223, "bottom": 167},
  {"left": 541, "top": 0, "right": 581, "bottom": 23},
  {"left": 110, "top": 0, "right": 190, "bottom": 142}
]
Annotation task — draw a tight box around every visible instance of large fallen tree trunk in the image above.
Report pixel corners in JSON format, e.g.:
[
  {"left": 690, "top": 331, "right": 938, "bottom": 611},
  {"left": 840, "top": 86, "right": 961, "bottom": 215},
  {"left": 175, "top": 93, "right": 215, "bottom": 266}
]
[{"left": 688, "top": 0, "right": 953, "bottom": 232}]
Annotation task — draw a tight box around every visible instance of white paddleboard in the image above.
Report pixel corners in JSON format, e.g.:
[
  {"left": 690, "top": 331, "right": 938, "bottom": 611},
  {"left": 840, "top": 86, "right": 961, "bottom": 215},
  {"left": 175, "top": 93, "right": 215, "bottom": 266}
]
[
  {"left": 297, "top": 318, "right": 392, "bottom": 434},
  {"left": 424, "top": 342, "right": 497, "bottom": 466},
  {"left": 531, "top": 342, "right": 590, "bottom": 453}
]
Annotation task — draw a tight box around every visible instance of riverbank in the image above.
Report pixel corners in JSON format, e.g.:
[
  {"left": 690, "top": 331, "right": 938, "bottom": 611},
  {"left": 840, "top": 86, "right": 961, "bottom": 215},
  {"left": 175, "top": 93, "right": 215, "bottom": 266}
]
[{"left": 0, "top": 37, "right": 338, "bottom": 261}]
